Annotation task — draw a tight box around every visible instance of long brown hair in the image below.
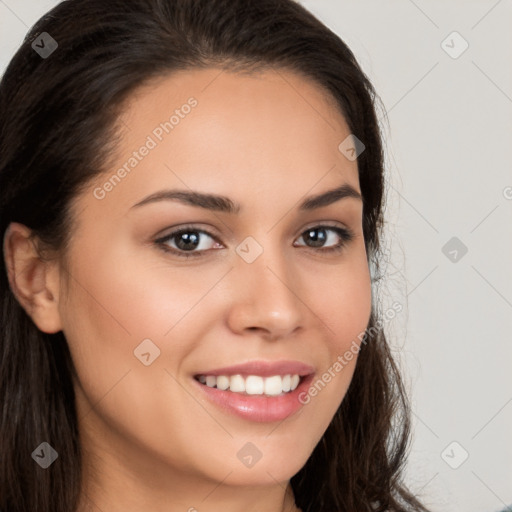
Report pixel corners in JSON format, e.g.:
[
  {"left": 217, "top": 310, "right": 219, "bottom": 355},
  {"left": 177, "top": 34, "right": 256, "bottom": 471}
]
[{"left": 0, "top": 1, "right": 430, "bottom": 510}]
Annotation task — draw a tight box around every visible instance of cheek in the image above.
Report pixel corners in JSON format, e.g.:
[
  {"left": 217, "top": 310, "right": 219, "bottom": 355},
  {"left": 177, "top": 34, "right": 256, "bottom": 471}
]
[
  {"left": 303, "top": 253, "right": 372, "bottom": 397},
  {"left": 57, "top": 241, "right": 190, "bottom": 408},
  {"left": 58, "top": 245, "right": 221, "bottom": 470},
  {"left": 58, "top": 234, "right": 236, "bottom": 420},
  {"left": 61, "top": 234, "right": 212, "bottom": 343},
  {"left": 313, "top": 251, "right": 373, "bottom": 351},
  {"left": 330, "top": 276, "right": 372, "bottom": 354}
]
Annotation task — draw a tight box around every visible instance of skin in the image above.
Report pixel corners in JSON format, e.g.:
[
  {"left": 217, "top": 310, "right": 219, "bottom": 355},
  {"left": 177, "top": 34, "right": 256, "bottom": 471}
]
[{"left": 4, "top": 67, "right": 372, "bottom": 512}]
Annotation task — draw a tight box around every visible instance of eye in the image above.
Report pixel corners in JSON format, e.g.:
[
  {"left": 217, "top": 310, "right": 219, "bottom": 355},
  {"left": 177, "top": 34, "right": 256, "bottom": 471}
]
[
  {"left": 155, "top": 224, "right": 355, "bottom": 259},
  {"left": 155, "top": 225, "right": 220, "bottom": 258},
  {"left": 294, "top": 225, "right": 354, "bottom": 253}
]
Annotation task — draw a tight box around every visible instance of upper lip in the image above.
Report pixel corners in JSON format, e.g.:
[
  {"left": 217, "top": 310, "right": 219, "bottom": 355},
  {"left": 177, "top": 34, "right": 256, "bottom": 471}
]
[{"left": 194, "top": 360, "right": 315, "bottom": 378}]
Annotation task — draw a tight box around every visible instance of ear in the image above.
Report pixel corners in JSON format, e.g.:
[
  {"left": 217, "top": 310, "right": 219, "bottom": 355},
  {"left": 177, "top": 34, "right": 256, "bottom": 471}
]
[{"left": 3, "top": 222, "right": 63, "bottom": 333}]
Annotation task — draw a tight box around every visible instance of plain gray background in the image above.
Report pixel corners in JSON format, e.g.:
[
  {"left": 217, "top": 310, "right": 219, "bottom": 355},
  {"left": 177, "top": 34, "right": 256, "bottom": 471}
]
[{"left": 1, "top": 1, "right": 511, "bottom": 511}]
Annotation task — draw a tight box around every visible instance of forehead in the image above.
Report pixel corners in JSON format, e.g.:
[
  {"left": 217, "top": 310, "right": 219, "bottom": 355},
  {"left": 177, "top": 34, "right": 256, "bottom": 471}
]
[
  {"left": 121, "top": 66, "right": 346, "bottom": 129},
  {"left": 116, "top": 66, "right": 353, "bottom": 160},
  {"left": 80, "top": 67, "right": 360, "bottom": 219}
]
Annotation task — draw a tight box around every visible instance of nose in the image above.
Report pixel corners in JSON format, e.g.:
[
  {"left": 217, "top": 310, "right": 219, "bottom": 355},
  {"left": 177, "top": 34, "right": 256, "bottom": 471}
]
[{"left": 226, "top": 246, "right": 306, "bottom": 341}]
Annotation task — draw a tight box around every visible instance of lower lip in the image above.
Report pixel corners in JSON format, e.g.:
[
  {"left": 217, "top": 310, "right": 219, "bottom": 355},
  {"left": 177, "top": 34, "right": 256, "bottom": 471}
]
[{"left": 193, "top": 374, "right": 315, "bottom": 423}]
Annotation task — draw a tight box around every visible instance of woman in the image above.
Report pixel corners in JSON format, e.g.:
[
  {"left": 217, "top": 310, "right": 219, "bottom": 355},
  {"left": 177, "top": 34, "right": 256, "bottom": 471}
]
[{"left": 0, "top": 1, "right": 431, "bottom": 511}]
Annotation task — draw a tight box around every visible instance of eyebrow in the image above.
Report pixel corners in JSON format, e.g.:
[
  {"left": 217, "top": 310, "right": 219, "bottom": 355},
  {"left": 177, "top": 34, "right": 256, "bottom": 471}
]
[{"left": 130, "top": 183, "right": 362, "bottom": 213}]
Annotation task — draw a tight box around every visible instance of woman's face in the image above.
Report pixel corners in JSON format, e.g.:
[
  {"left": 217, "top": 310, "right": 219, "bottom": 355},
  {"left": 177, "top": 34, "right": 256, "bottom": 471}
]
[{"left": 56, "top": 67, "right": 372, "bottom": 502}]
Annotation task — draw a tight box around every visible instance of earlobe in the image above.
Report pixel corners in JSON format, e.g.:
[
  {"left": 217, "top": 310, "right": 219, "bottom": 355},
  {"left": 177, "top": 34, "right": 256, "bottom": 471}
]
[{"left": 3, "top": 222, "right": 63, "bottom": 334}]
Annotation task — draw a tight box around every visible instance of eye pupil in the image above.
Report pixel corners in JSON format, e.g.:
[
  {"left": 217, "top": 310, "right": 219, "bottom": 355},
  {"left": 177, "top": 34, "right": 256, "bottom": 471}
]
[
  {"left": 176, "top": 231, "right": 200, "bottom": 250},
  {"left": 305, "top": 228, "right": 327, "bottom": 247}
]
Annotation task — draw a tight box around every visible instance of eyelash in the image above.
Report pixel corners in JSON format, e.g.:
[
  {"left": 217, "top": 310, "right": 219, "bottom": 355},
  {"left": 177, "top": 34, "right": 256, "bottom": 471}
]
[{"left": 154, "top": 224, "right": 355, "bottom": 259}]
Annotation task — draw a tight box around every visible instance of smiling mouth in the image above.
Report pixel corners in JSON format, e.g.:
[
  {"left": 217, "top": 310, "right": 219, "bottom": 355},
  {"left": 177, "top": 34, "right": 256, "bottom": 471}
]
[{"left": 193, "top": 373, "right": 305, "bottom": 397}]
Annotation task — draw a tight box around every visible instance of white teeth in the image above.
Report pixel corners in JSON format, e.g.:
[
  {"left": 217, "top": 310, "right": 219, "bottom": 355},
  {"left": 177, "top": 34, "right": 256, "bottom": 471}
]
[
  {"left": 264, "top": 375, "right": 283, "bottom": 396},
  {"left": 230, "top": 375, "right": 245, "bottom": 393},
  {"left": 196, "top": 373, "right": 302, "bottom": 396},
  {"left": 216, "top": 375, "right": 230, "bottom": 390},
  {"left": 246, "top": 375, "right": 264, "bottom": 395}
]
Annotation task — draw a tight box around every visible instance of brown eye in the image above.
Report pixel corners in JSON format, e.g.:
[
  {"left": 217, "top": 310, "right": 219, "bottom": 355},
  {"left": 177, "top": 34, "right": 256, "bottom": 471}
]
[
  {"left": 295, "top": 226, "right": 354, "bottom": 253},
  {"left": 155, "top": 226, "right": 220, "bottom": 258},
  {"left": 155, "top": 224, "right": 355, "bottom": 259}
]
